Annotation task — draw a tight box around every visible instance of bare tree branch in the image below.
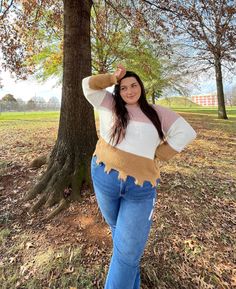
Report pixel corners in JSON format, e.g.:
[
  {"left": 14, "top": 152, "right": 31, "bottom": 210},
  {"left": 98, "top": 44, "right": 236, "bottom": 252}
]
[
  {"left": 104, "top": 0, "right": 131, "bottom": 26},
  {"left": 141, "top": 0, "right": 176, "bottom": 14},
  {"left": 0, "top": 0, "right": 14, "bottom": 20}
]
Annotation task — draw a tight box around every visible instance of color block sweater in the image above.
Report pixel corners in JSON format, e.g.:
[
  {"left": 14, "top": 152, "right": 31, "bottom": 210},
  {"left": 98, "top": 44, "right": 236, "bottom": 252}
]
[{"left": 82, "top": 74, "right": 197, "bottom": 186}]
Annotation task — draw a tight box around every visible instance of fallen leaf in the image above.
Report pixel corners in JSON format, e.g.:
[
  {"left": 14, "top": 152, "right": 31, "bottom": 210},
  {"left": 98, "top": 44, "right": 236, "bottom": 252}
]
[
  {"left": 64, "top": 266, "right": 74, "bottom": 274},
  {"left": 26, "top": 242, "right": 34, "bottom": 249}
]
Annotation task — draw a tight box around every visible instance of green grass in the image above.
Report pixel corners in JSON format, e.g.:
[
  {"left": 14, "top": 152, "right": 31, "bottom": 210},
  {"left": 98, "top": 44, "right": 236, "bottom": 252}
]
[
  {"left": 156, "top": 97, "right": 200, "bottom": 108},
  {"left": 0, "top": 228, "right": 11, "bottom": 245},
  {"left": 1, "top": 103, "right": 235, "bottom": 122},
  {"left": 0, "top": 111, "right": 59, "bottom": 121},
  {"left": 0, "top": 243, "right": 100, "bottom": 289},
  {"left": 173, "top": 106, "right": 236, "bottom": 118},
  {"left": 156, "top": 97, "right": 236, "bottom": 118}
]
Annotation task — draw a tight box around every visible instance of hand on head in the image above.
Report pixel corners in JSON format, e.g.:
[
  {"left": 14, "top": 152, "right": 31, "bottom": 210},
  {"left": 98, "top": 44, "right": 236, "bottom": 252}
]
[{"left": 114, "top": 64, "right": 126, "bottom": 81}]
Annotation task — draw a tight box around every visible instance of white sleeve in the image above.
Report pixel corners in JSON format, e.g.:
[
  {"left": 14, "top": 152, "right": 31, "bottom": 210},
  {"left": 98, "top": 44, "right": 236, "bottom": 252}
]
[
  {"left": 82, "top": 76, "right": 107, "bottom": 109},
  {"left": 166, "top": 117, "right": 197, "bottom": 152}
]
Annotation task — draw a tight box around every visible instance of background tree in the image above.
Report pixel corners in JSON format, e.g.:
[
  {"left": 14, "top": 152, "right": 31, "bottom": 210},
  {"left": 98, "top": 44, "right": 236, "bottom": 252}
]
[
  {"left": 31, "top": 95, "right": 47, "bottom": 110},
  {"left": 0, "top": 0, "right": 63, "bottom": 79},
  {"left": 48, "top": 96, "right": 60, "bottom": 110},
  {"left": 2, "top": 93, "right": 17, "bottom": 102},
  {"left": 158, "top": 0, "right": 236, "bottom": 119},
  {"left": 226, "top": 85, "right": 236, "bottom": 107},
  {"left": 91, "top": 0, "right": 128, "bottom": 73},
  {"left": 27, "top": 98, "right": 36, "bottom": 110},
  {"left": 0, "top": 72, "right": 3, "bottom": 89},
  {"left": 95, "top": 1, "right": 203, "bottom": 101},
  {"left": 16, "top": 97, "right": 26, "bottom": 111},
  {"left": 0, "top": 93, "right": 17, "bottom": 111}
]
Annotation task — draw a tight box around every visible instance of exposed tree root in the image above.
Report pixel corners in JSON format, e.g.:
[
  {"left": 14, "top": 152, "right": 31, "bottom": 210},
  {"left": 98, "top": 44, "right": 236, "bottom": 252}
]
[
  {"left": 25, "top": 162, "right": 59, "bottom": 201},
  {"left": 29, "top": 154, "right": 49, "bottom": 169},
  {"left": 44, "top": 199, "right": 69, "bottom": 221},
  {"left": 25, "top": 154, "right": 90, "bottom": 219},
  {"left": 30, "top": 193, "right": 47, "bottom": 213},
  {"left": 71, "top": 167, "right": 85, "bottom": 201}
]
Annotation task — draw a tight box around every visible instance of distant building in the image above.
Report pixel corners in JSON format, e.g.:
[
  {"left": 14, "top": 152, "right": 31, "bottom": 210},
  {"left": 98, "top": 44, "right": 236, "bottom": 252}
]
[{"left": 191, "top": 94, "right": 218, "bottom": 106}]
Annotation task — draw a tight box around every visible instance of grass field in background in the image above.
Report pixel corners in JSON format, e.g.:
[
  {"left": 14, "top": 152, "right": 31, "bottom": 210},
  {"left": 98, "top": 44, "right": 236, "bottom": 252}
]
[
  {"left": 0, "top": 111, "right": 60, "bottom": 121},
  {"left": 156, "top": 98, "right": 236, "bottom": 117},
  {"left": 156, "top": 96, "right": 200, "bottom": 108},
  {"left": 174, "top": 106, "right": 236, "bottom": 118},
  {"left": 1, "top": 103, "right": 235, "bottom": 122}
]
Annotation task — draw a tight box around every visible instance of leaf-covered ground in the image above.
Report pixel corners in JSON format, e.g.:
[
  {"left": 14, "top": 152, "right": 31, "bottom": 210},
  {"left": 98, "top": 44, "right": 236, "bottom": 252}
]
[{"left": 0, "top": 110, "right": 235, "bottom": 289}]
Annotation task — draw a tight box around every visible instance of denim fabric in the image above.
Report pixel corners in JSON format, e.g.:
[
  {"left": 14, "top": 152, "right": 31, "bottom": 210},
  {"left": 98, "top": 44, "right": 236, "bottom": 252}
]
[{"left": 91, "top": 156, "right": 159, "bottom": 289}]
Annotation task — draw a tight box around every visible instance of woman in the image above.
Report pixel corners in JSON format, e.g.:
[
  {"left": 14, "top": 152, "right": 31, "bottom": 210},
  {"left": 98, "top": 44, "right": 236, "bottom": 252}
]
[{"left": 82, "top": 64, "right": 196, "bottom": 289}]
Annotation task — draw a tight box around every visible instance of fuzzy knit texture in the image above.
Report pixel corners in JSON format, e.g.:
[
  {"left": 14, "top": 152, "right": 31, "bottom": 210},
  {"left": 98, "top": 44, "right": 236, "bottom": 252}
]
[{"left": 82, "top": 73, "right": 197, "bottom": 186}]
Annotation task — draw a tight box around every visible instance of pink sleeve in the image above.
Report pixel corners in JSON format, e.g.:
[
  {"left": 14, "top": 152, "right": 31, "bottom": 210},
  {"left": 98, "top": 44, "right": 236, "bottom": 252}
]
[
  {"left": 153, "top": 105, "right": 180, "bottom": 135},
  {"left": 100, "top": 92, "right": 114, "bottom": 110}
]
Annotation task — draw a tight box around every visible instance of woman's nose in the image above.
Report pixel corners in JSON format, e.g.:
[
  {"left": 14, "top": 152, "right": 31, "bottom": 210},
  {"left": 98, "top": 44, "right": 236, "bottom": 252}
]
[{"left": 127, "top": 87, "right": 133, "bottom": 95}]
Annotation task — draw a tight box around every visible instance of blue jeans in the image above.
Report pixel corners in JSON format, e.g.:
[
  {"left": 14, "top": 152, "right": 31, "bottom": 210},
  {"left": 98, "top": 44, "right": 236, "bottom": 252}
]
[{"left": 91, "top": 156, "right": 159, "bottom": 289}]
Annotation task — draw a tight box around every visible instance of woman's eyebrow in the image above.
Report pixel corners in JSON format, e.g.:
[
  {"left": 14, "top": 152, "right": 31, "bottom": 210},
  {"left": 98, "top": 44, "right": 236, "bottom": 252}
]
[{"left": 121, "top": 82, "right": 137, "bottom": 88}]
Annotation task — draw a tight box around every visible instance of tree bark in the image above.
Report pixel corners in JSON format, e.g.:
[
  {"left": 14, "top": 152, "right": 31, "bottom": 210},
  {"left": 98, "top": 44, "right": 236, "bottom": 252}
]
[
  {"left": 151, "top": 92, "right": 155, "bottom": 104},
  {"left": 25, "top": 0, "right": 97, "bottom": 219},
  {"left": 214, "top": 56, "right": 228, "bottom": 119}
]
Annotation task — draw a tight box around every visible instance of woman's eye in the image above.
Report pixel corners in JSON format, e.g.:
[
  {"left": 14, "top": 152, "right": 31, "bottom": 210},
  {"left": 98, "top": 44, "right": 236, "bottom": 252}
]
[{"left": 121, "top": 87, "right": 126, "bottom": 91}]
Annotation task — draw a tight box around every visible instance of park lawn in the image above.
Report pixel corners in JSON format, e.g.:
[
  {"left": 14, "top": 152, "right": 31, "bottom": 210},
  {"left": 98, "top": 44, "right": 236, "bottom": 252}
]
[
  {"left": 0, "top": 111, "right": 60, "bottom": 121},
  {"left": 0, "top": 109, "right": 235, "bottom": 289},
  {"left": 174, "top": 106, "right": 236, "bottom": 118}
]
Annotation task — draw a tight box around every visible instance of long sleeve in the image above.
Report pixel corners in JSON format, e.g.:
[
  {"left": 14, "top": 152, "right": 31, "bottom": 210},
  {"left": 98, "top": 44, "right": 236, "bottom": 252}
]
[
  {"left": 154, "top": 105, "right": 196, "bottom": 161},
  {"left": 82, "top": 74, "right": 117, "bottom": 109}
]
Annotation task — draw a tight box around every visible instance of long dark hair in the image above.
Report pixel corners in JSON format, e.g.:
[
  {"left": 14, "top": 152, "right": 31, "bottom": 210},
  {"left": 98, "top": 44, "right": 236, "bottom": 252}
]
[{"left": 110, "top": 71, "right": 164, "bottom": 145}]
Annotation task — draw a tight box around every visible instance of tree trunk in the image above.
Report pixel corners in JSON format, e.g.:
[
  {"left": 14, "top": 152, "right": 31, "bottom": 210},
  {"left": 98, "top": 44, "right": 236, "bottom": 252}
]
[
  {"left": 25, "top": 0, "right": 97, "bottom": 219},
  {"left": 151, "top": 92, "right": 155, "bottom": 104},
  {"left": 214, "top": 56, "right": 228, "bottom": 119}
]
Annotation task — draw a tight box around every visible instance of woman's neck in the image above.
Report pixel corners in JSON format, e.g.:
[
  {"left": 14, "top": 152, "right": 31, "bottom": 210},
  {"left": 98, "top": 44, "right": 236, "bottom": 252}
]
[{"left": 125, "top": 102, "right": 139, "bottom": 108}]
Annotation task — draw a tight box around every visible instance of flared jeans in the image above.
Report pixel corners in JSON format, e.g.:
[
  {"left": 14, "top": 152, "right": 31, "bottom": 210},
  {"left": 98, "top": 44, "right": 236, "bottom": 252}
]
[{"left": 91, "top": 156, "right": 159, "bottom": 289}]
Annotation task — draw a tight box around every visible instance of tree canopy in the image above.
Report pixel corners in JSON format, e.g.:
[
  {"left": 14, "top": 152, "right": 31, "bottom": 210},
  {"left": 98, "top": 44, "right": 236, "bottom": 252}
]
[
  {"left": 2, "top": 93, "right": 17, "bottom": 102},
  {"left": 0, "top": 0, "right": 194, "bottom": 99}
]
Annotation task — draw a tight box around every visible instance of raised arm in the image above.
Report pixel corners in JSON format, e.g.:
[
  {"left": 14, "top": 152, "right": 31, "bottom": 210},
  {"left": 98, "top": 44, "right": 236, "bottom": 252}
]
[
  {"left": 154, "top": 105, "right": 197, "bottom": 161},
  {"left": 82, "top": 74, "right": 116, "bottom": 109},
  {"left": 82, "top": 64, "right": 126, "bottom": 109}
]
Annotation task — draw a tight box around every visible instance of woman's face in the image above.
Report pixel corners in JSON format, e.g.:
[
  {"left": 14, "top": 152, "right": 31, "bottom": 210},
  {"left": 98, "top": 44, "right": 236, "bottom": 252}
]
[{"left": 119, "top": 77, "right": 141, "bottom": 105}]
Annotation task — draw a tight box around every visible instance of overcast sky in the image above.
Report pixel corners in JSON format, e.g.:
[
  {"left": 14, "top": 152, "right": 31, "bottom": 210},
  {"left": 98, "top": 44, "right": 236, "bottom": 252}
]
[{"left": 0, "top": 71, "right": 61, "bottom": 101}]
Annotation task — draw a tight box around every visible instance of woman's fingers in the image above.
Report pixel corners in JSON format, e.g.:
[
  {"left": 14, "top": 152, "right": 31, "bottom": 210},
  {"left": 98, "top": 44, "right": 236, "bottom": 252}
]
[{"left": 115, "top": 64, "right": 126, "bottom": 80}]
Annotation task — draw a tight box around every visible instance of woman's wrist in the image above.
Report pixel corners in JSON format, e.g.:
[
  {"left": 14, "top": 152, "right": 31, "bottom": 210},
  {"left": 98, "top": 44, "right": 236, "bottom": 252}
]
[
  {"left": 111, "top": 73, "right": 118, "bottom": 85},
  {"left": 113, "top": 64, "right": 126, "bottom": 82},
  {"left": 89, "top": 73, "right": 117, "bottom": 90}
]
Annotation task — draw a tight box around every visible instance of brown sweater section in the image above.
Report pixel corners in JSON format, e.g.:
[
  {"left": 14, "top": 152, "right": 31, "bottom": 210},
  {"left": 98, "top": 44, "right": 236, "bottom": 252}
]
[
  {"left": 155, "top": 142, "right": 178, "bottom": 161},
  {"left": 88, "top": 73, "right": 117, "bottom": 90},
  {"left": 94, "top": 138, "right": 160, "bottom": 187}
]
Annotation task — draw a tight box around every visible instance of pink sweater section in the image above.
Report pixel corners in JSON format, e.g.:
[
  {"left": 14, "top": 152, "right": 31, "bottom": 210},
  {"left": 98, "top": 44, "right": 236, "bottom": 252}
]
[{"left": 100, "top": 91, "right": 180, "bottom": 135}]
